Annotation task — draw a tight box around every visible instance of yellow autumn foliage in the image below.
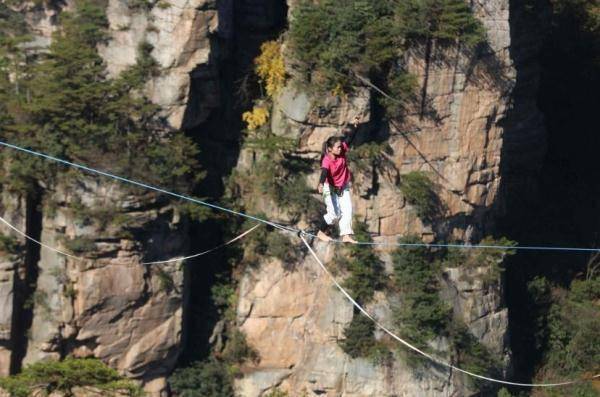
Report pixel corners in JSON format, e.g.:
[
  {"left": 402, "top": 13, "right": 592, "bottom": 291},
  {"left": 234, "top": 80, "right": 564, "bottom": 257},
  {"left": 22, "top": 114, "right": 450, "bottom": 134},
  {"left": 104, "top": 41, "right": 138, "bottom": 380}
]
[
  {"left": 331, "top": 83, "right": 346, "bottom": 98},
  {"left": 255, "top": 41, "right": 286, "bottom": 97},
  {"left": 242, "top": 106, "right": 269, "bottom": 130}
]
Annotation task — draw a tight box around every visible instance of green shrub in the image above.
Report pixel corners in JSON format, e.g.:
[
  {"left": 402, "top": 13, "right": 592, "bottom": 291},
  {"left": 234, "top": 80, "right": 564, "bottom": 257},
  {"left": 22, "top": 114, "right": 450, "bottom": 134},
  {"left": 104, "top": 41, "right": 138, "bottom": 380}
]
[
  {"left": 392, "top": 236, "right": 504, "bottom": 387},
  {"left": 69, "top": 198, "right": 135, "bottom": 231},
  {"left": 211, "top": 283, "right": 236, "bottom": 313},
  {"left": 265, "top": 232, "right": 299, "bottom": 263},
  {"left": 441, "top": 236, "right": 516, "bottom": 283},
  {"left": 340, "top": 312, "right": 377, "bottom": 358},
  {"left": 339, "top": 312, "right": 392, "bottom": 365},
  {"left": 392, "top": 235, "right": 451, "bottom": 347},
  {"left": 211, "top": 282, "right": 237, "bottom": 322},
  {"left": 221, "top": 329, "right": 259, "bottom": 365},
  {"left": 264, "top": 390, "right": 289, "bottom": 397},
  {"left": 448, "top": 322, "right": 501, "bottom": 390},
  {"left": 497, "top": 387, "right": 512, "bottom": 397},
  {"left": 155, "top": 268, "right": 175, "bottom": 293},
  {"left": 0, "top": 0, "right": 202, "bottom": 195},
  {"left": 275, "top": 174, "right": 320, "bottom": 221},
  {"left": 396, "top": 0, "right": 486, "bottom": 47},
  {"left": 570, "top": 277, "right": 600, "bottom": 302},
  {"left": 169, "top": 358, "right": 234, "bottom": 397},
  {"left": 288, "top": 0, "right": 484, "bottom": 118},
  {"left": 527, "top": 276, "right": 600, "bottom": 390},
  {"left": 23, "top": 290, "right": 50, "bottom": 313},
  {"left": 244, "top": 130, "right": 295, "bottom": 152},
  {"left": 337, "top": 222, "right": 390, "bottom": 363},
  {"left": 232, "top": 157, "right": 320, "bottom": 223},
  {"left": 128, "top": 0, "right": 153, "bottom": 11},
  {"left": 289, "top": 0, "right": 400, "bottom": 91},
  {"left": 346, "top": 141, "right": 395, "bottom": 174},
  {"left": 379, "top": 72, "right": 419, "bottom": 118},
  {"left": 0, "top": 357, "right": 143, "bottom": 397},
  {"left": 400, "top": 171, "right": 441, "bottom": 222},
  {"left": 338, "top": 221, "right": 385, "bottom": 304},
  {"left": 63, "top": 236, "right": 96, "bottom": 254},
  {"left": 467, "top": 236, "right": 516, "bottom": 281},
  {"left": 0, "top": 233, "right": 19, "bottom": 254}
]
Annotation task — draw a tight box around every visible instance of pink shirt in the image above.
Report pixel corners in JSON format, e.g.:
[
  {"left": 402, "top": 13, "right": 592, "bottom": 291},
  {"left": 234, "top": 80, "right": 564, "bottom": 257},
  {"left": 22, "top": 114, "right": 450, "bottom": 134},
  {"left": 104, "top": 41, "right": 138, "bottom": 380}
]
[{"left": 321, "top": 141, "right": 351, "bottom": 188}]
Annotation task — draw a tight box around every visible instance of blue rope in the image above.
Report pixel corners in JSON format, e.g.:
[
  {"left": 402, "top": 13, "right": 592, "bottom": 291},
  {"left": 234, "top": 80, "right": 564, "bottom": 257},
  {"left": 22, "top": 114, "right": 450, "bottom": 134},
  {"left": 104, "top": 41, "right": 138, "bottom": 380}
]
[
  {"left": 1, "top": 139, "right": 598, "bottom": 253},
  {"left": 346, "top": 240, "right": 599, "bottom": 252}
]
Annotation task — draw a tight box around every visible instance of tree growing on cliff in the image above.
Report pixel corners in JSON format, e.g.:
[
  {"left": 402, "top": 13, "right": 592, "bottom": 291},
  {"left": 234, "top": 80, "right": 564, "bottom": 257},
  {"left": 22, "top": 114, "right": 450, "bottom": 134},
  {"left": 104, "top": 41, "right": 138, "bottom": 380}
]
[
  {"left": 396, "top": 0, "right": 486, "bottom": 119},
  {"left": 337, "top": 220, "right": 392, "bottom": 363},
  {"left": 0, "top": 0, "right": 201, "bottom": 194},
  {"left": 337, "top": 220, "right": 385, "bottom": 304},
  {"left": 400, "top": 171, "right": 443, "bottom": 223},
  {"left": 289, "top": 0, "right": 400, "bottom": 92},
  {"left": 289, "top": 0, "right": 485, "bottom": 120},
  {"left": 392, "top": 236, "right": 452, "bottom": 348},
  {"left": 526, "top": 275, "right": 600, "bottom": 395},
  {"left": 0, "top": 358, "right": 143, "bottom": 397}
]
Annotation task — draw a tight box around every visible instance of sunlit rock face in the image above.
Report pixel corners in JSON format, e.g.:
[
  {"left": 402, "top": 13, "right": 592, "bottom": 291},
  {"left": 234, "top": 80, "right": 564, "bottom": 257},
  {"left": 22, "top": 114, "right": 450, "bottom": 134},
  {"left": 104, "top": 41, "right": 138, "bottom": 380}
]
[{"left": 0, "top": 0, "right": 546, "bottom": 396}]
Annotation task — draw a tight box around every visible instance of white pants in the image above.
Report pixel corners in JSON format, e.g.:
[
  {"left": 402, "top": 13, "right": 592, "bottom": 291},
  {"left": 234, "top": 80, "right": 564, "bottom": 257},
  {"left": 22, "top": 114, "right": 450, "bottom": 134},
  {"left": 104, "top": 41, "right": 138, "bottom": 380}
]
[{"left": 323, "top": 183, "right": 353, "bottom": 236}]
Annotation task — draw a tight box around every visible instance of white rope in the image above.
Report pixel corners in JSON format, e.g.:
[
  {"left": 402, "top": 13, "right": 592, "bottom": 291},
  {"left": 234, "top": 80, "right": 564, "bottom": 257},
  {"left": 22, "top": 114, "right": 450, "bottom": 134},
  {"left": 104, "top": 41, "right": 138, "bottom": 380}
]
[
  {"left": 300, "top": 234, "right": 600, "bottom": 388},
  {"left": 0, "top": 214, "right": 260, "bottom": 265},
  {"left": 140, "top": 224, "right": 261, "bottom": 265}
]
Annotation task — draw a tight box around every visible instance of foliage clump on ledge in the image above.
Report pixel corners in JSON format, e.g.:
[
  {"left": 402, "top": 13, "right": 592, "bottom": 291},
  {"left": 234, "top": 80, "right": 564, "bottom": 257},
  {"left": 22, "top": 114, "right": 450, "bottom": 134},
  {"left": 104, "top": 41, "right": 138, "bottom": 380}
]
[
  {"left": 400, "top": 171, "right": 442, "bottom": 223},
  {"left": 0, "top": 357, "right": 143, "bottom": 397},
  {"left": 337, "top": 220, "right": 391, "bottom": 364},
  {"left": 526, "top": 274, "right": 600, "bottom": 396},
  {"left": 288, "top": 0, "right": 485, "bottom": 117},
  {"left": 0, "top": 0, "right": 202, "bottom": 195},
  {"left": 392, "top": 235, "right": 503, "bottom": 390},
  {"left": 169, "top": 328, "right": 259, "bottom": 397}
]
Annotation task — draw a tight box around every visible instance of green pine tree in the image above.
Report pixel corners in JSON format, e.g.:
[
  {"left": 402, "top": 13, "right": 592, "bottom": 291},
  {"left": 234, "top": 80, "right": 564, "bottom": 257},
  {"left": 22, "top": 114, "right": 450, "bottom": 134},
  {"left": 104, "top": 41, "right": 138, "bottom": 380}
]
[
  {"left": 0, "top": 0, "right": 201, "bottom": 194},
  {"left": 396, "top": 0, "right": 485, "bottom": 118},
  {"left": 289, "top": 0, "right": 399, "bottom": 91},
  {"left": 392, "top": 235, "right": 451, "bottom": 347},
  {"left": 339, "top": 220, "right": 385, "bottom": 305}
]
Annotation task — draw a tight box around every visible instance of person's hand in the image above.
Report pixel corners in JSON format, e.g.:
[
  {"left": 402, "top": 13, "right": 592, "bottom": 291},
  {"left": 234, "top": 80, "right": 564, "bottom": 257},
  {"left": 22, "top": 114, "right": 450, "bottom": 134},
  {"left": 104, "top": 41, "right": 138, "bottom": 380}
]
[
  {"left": 352, "top": 116, "right": 360, "bottom": 127},
  {"left": 318, "top": 183, "right": 323, "bottom": 194}
]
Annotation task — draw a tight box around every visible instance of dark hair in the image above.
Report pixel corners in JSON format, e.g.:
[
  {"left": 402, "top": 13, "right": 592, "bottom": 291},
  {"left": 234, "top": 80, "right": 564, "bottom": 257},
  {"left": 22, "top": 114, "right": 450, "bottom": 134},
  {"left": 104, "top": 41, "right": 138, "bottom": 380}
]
[{"left": 321, "top": 135, "right": 343, "bottom": 161}]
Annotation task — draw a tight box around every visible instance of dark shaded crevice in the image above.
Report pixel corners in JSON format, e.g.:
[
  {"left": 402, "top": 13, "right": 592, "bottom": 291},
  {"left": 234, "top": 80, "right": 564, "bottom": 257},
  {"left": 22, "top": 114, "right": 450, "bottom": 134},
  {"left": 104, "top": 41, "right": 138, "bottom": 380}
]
[
  {"left": 186, "top": 0, "right": 288, "bottom": 199},
  {"left": 419, "top": 38, "right": 433, "bottom": 120},
  {"left": 496, "top": 0, "right": 599, "bottom": 390},
  {"left": 10, "top": 192, "right": 42, "bottom": 374},
  {"left": 177, "top": 0, "right": 288, "bottom": 365}
]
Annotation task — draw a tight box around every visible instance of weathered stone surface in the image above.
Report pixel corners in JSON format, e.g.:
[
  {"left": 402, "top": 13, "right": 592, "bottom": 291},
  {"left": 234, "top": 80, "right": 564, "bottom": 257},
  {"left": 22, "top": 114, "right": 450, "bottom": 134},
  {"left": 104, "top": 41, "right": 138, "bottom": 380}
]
[
  {"left": 440, "top": 267, "right": 510, "bottom": 362},
  {"left": 99, "top": 0, "right": 220, "bottom": 129},
  {"left": 11, "top": 0, "right": 221, "bottom": 130},
  {"left": 233, "top": 1, "right": 523, "bottom": 395},
  {"left": 16, "top": 180, "right": 188, "bottom": 395},
  {"left": 236, "top": 244, "right": 472, "bottom": 397},
  {"left": 268, "top": 2, "right": 516, "bottom": 242}
]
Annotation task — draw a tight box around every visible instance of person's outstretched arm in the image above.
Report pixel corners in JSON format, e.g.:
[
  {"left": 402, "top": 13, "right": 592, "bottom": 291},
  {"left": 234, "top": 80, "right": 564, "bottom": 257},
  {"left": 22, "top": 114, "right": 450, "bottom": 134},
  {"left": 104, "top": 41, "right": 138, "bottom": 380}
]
[{"left": 342, "top": 116, "right": 360, "bottom": 147}]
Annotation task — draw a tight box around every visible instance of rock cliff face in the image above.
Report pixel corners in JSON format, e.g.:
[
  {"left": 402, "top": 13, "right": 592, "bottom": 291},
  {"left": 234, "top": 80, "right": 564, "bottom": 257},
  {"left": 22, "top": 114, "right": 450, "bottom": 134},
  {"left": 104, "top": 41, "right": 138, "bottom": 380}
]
[
  {"left": 0, "top": 181, "right": 189, "bottom": 395},
  {"left": 236, "top": 246, "right": 511, "bottom": 396},
  {"left": 234, "top": 1, "right": 518, "bottom": 395},
  {"left": 0, "top": 0, "right": 546, "bottom": 396},
  {"left": 0, "top": 1, "right": 225, "bottom": 394}
]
